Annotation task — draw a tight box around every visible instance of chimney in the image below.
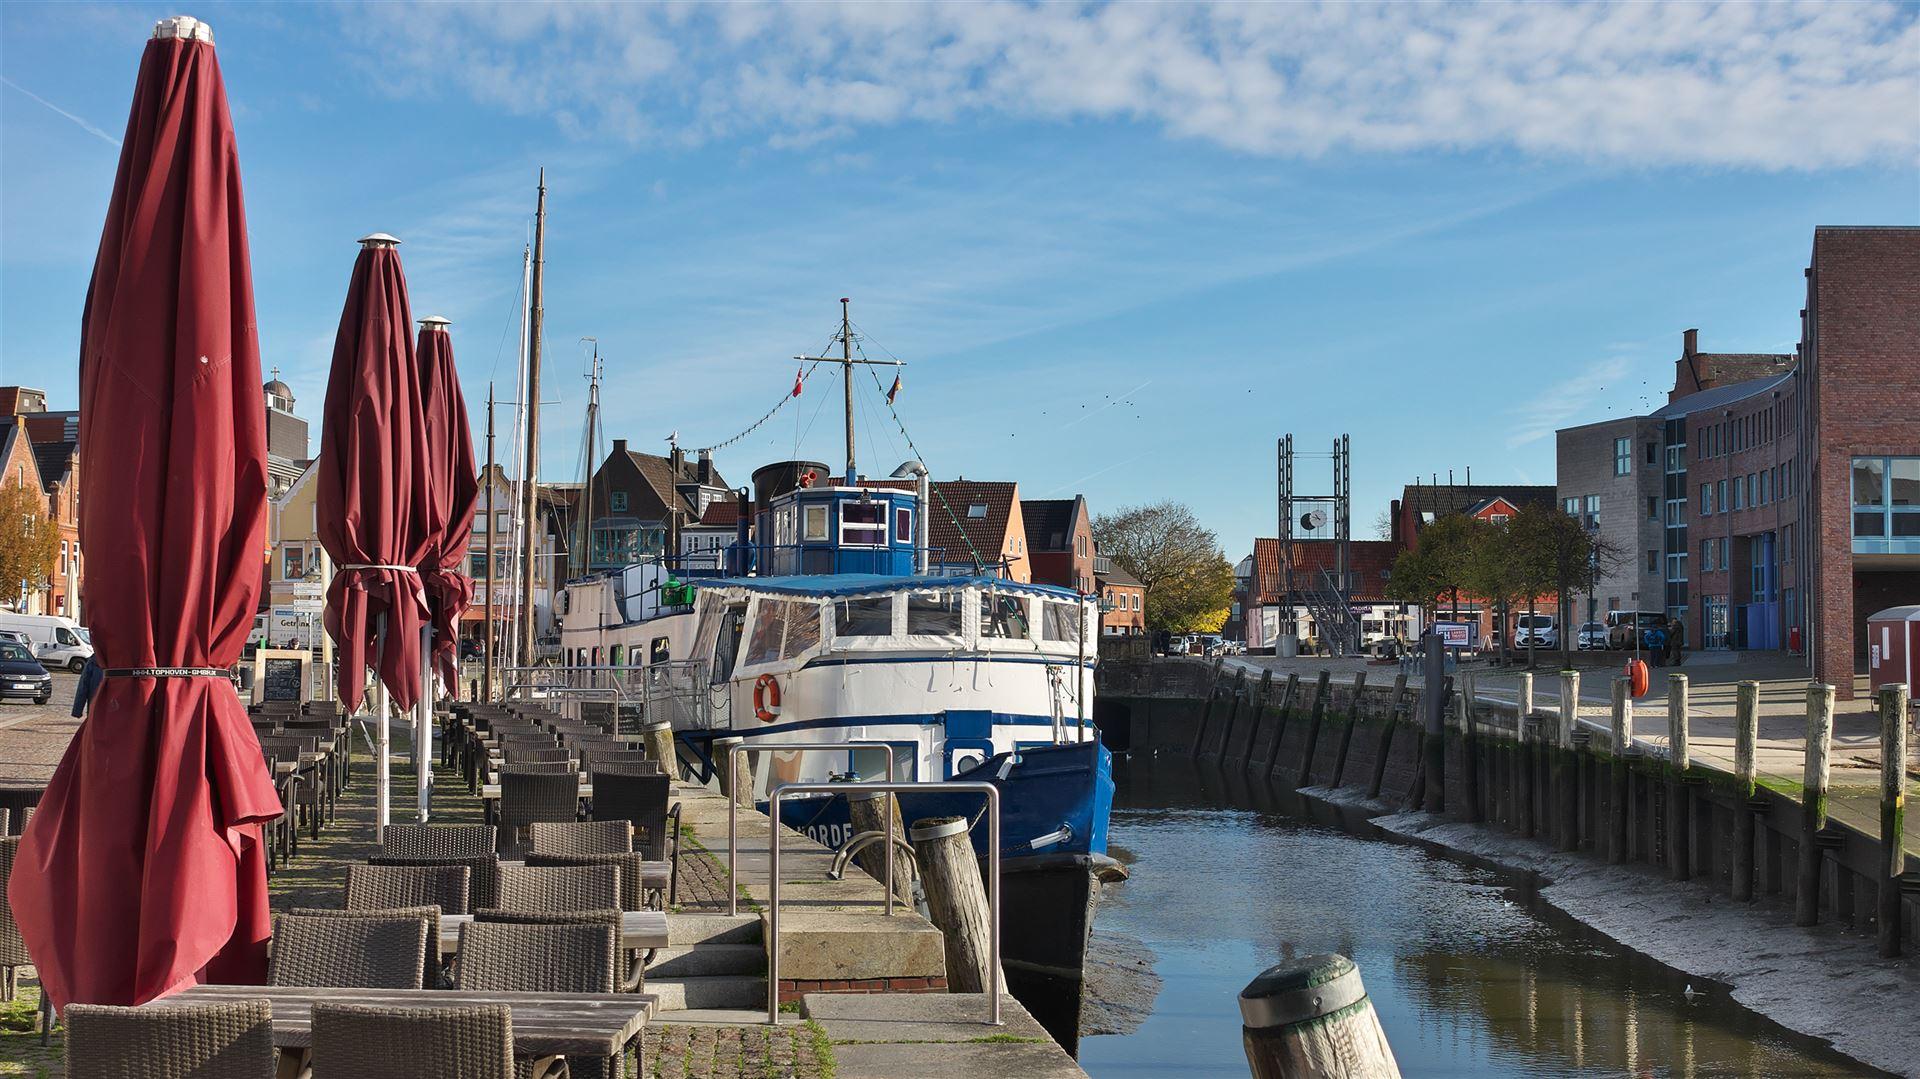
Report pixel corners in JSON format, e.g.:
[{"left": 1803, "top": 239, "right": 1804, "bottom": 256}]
[
  {"left": 1683, "top": 328, "right": 1698, "bottom": 358},
  {"left": 697, "top": 448, "right": 713, "bottom": 485},
  {"left": 612, "top": 438, "right": 628, "bottom": 457}
]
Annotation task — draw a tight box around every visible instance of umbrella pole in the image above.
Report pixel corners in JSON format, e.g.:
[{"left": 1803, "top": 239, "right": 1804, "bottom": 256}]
[
  {"left": 418, "top": 623, "right": 432, "bottom": 822},
  {"left": 375, "top": 680, "right": 391, "bottom": 841}
]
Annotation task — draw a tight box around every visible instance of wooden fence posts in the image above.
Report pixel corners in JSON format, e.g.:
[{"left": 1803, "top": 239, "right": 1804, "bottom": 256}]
[
  {"left": 1795, "top": 683, "right": 1834, "bottom": 927},
  {"left": 1879, "top": 683, "right": 1910, "bottom": 958},
  {"left": 1609, "top": 677, "right": 1632, "bottom": 865},
  {"left": 1239, "top": 954, "right": 1401, "bottom": 1079},
  {"left": 1667, "top": 674, "right": 1691, "bottom": 880},
  {"left": 1732, "top": 681, "right": 1759, "bottom": 901}
]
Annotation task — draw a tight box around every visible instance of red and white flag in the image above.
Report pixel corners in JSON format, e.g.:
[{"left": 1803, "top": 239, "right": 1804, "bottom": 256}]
[{"left": 792, "top": 367, "right": 804, "bottom": 397}]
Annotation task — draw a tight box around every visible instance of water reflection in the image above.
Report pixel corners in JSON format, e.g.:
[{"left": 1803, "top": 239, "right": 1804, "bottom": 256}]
[{"left": 1079, "top": 756, "right": 1876, "bottom": 1078}]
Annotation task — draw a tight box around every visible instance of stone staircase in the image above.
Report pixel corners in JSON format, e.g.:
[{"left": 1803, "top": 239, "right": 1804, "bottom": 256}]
[{"left": 648, "top": 913, "right": 766, "bottom": 1013}]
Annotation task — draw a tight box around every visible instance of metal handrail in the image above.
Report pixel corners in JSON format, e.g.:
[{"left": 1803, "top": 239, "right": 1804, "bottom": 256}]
[
  {"left": 768, "top": 780, "right": 1001, "bottom": 1027},
  {"left": 726, "top": 741, "right": 898, "bottom": 917}
]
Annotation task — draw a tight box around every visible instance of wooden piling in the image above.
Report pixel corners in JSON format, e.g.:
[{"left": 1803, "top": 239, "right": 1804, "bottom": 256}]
[
  {"left": 1667, "top": 673, "right": 1690, "bottom": 880},
  {"left": 1215, "top": 668, "right": 1249, "bottom": 759},
  {"left": 1368, "top": 673, "right": 1408, "bottom": 799},
  {"left": 1878, "top": 684, "right": 1909, "bottom": 958},
  {"left": 1608, "top": 677, "right": 1632, "bottom": 865},
  {"left": 1556, "top": 671, "right": 1580, "bottom": 851},
  {"left": 1297, "top": 670, "right": 1332, "bottom": 786},
  {"left": 910, "top": 816, "right": 997, "bottom": 993},
  {"left": 849, "top": 791, "right": 913, "bottom": 904},
  {"left": 1244, "top": 670, "right": 1275, "bottom": 770},
  {"left": 1261, "top": 673, "right": 1301, "bottom": 774},
  {"left": 1191, "top": 657, "right": 1226, "bottom": 756},
  {"left": 1331, "top": 672, "right": 1366, "bottom": 787},
  {"left": 1457, "top": 672, "right": 1481, "bottom": 822},
  {"left": 1239, "top": 954, "right": 1401, "bottom": 1079},
  {"left": 1420, "top": 638, "right": 1447, "bottom": 814},
  {"left": 1795, "top": 683, "right": 1834, "bottom": 927},
  {"left": 643, "top": 720, "right": 677, "bottom": 780},
  {"left": 1732, "top": 681, "right": 1759, "bottom": 901}
]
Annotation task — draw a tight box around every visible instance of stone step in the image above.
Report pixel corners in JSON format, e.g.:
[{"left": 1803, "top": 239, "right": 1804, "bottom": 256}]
[
  {"left": 646, "top": 944, "right": 766, "bottom": 979},
  {"left": 648, "top": 975, "right": 766, "bottom": 1011},
  {"left": 666, "top": 913, "right": 762, "bottom": 946}
]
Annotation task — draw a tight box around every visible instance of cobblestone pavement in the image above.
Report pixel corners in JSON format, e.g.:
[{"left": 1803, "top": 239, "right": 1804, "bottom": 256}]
[
  {"left": 641, "top": 1022, "right": 829, "bottom": 1079},
  {"left": 672, "top": 835, "right": 740, "bottom": 912},
  {"left": 0, "top": 671, "right": 83, "bottom": 783}
]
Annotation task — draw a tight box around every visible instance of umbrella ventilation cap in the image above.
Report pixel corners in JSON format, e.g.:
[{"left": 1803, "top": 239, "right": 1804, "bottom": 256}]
[
  {"left": 418, "top": 315, "right": 452, "bottom": 330},
  {"left": 358, "top": 232, "right": 402, "bottom": 249},
  {"left": 152, "top": 15, "right": 214, "bottom": 44}
]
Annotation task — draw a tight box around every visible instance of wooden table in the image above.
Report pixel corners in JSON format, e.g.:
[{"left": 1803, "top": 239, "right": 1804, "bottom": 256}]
[
  {"left": 157, "top": 984, "right": 652, "bottom": 1059},
  {"left": 479, "top": 782, "right": 593, "bottom": 802},
  {"left": 438, "top": 910, "right": 670, "bottom": 956}
]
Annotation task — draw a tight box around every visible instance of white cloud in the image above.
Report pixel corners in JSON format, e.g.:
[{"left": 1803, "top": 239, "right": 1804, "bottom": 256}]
[
  {"left": 350, "top": 1, "right": 1919, "bottom": 169},
  {"left": 1504, "top": 353, "right": 1634, "bottom": 449}
]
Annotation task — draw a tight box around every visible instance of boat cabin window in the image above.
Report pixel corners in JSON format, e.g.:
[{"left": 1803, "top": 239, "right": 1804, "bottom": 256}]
[
  {"left": 894, "top": 507, "right": 912, "bottom": 544},
  {"left": 1041, "top": 600, "right": 1082, "bottom": 645},
  {"left": 609, "top": 644, "right": 625, "bottom": 667},
  {"left": 650, "top": 637, "right": 670, "bottom": 664},
  {"left": 745, "top": 600, "right": 791, "bottom": 666},
  {"left": 906, "top": 590, "right": 964, "bottom": 636},
  {"left": 835, "top": 597, "right": 894, "bottom": 637},
  {"left": 803, "top": 504, "right": 829, "bottom": 542},
  {"left": 784, "top": 604, "right": 822, "bottom": 657},
  {"left": 841, "top": 502, "right": 887, "bottom": 547},
  {"left": 979, "top": 592, "right": 1030, "bottom": 639},
  {"left": 711, "top": 603, "right": 747, "bottom": 683}
]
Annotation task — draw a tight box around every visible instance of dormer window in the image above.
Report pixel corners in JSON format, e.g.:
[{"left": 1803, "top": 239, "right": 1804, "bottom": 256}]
[{"left": 967, "top": 503, "right": 988, "bottom": 519}]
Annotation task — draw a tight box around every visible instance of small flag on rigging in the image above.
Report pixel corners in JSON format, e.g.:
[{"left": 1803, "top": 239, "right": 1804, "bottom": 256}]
[
  {"left": 792, "top": 367, "right": 804, "bottom": 397},
  {"left": 886, "top": 372, "right": 902, "bottom": 405}
]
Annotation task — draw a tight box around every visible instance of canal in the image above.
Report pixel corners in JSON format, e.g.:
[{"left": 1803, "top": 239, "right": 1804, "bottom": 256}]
[{"left": 1078, "top": 756, "right": 1876, "bottom": 1078}]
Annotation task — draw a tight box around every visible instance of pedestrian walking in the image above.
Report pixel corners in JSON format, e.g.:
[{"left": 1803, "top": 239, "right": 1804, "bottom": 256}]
[
  {"left": 1646, "top": 623, "right": 1667, "bottom": 668},
  {"left": 1666, "top": 617, "right": 1686, "bottom": 666}
]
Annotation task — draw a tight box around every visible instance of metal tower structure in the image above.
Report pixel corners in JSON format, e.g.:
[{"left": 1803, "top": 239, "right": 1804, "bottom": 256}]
[{"left": 1277, "top": 434, "right": 1356, "bottom": 656}]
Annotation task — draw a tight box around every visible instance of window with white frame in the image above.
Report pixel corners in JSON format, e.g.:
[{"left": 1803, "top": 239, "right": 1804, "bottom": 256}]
[
  {"left": 803, "top": 504, "right": 829, "bottom": 542},
  {"left": 1613, "top": 437, "right": 1632, "bottom": 475},
  {"left": 842, "top": 502, "right": 886, "bottom": 546}
]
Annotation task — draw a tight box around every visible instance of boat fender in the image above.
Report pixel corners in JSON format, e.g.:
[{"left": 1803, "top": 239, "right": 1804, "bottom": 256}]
[{"left": 754, "top": 673, "right": 783, "bottom": 722}]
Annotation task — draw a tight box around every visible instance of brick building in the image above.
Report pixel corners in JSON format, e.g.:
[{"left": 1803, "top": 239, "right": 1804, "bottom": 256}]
[
  {"left": 581, "top": 441, "right": 730, "bottom": 574},
  {"left": 2, "top": 388, "right": 82, "bottom": 617},
  {"left": 1095, "top": 558, "right": 1145, "bottom": 635},
  {"left": 1238, "top": 538, "right": 1402, "bottom": 651},
  {"left": 926, "top": 480, "right": 1031, "bottom": 583},
  {"left": 1021, "top": 496, "right": 1094, "bottom": 593}
]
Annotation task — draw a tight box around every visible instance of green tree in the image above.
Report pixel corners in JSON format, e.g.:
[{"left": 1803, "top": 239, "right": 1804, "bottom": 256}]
[
  {"left": 1386, "top": 513, "right": 1478, "bottom": 622},
  {"left": 1463, "top": 517, "right": 1524, "bottom": 665},
  {"left": 0, "top": 481, "right": 58, "bottom": 609},
  {"left": 1093, "top": 501, "right": 1235, "bottom": 634}
]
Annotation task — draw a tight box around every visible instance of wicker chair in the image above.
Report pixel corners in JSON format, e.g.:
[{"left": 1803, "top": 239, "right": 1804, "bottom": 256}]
[
  {"left": 379, "top": 824, "right": 497, "bottom": 860},
  {"left": 370, "top": 854, "right": 501, "bottom": 910},
  {"left": 65, "top": 998, "right": 275, "bottom": 1079},
  {"left": 503, "top": 745, "right": 572, "bottom": 766},
  {"left": 588, "top": 768, "right": 672, "bottom": 858},
  {"left": 494, "top": 863, "right": 620, "bottom": 914},
  {"left": 528, "top": 820, "right": 631, "bottom": 856},
  {"left": 525, "top": 852, "right": 655, "bottom": 912},
  {"left": 309, "top": 1002, "right": 513, "bottom": 1079},
  {"left": 258, "top": 734, "right": 330, "bottom": 838},
  {"left": 269, "top": 911, "right": 430, "bottom": 989},
  {"left": 579, "top": 749, "right": 651, "bottom": 775},
  {"left": 498, "top": 769, "right": 582, "bottom": 843},
  {"left": 282, "top": 907, "right": 444, "bottom": 990},
  {"left": 0, "top": 837, "right": 52, "bottom": 1040},
  {"left": 455, "top": 921, "right": 621, "bottom": 1079},
  {"left": 345, "top": 863, "right": 471, "bottom": 916}
]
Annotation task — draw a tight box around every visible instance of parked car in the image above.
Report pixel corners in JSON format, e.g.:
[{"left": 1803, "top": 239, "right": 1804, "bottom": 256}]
[
  {"left": 0, "top": 612, "right": 93, "bottom": 672},
  {"left": 0, "top": 639, "right": 52, "bottom": 705},
  {"left": 1512, "top": 613, "right": 1558, "bottom": 649},
  {"left": 1606, "top": 610, "right": 1667, "bottom": 651},
  {"left": 1575, "top": 621, "right": 1609, "bottom": 650}
]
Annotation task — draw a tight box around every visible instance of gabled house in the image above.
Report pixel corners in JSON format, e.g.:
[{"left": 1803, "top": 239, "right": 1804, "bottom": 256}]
[
  {"left": 1237, "top": 538, "right": 1403, "bottom": 652},
  {"left": 580, "top": 441, "right": 731, "bottom": 574},
  {"left": 1021, "top": 496, "right": 1094, "bottom": 594},
  {"left": 1096, "top": 558, "right": 1145, "bottom": 635},
  {"left": 22, "top": 411, "right": 80, "bottom": 618},
  {"left": 0, "top": 416, "right": 50, "bottom": 613},
  {"left": 1390, "top": 483, "right": 1558, "bottom": 548},
  {"left": 926, "top": 480, "right": 1030, "bottom": 583}
]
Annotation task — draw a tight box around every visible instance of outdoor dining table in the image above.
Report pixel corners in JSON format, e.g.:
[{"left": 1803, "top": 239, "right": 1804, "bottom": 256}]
[
  {"left": 0, "top": 778, "right": 46, "bottom": 836},
  {"left": 155, "top": 984, "right": 654, "bottom": 1059},
  {"left": 437, "top": 910, "right": 670, "bottom": 956}
]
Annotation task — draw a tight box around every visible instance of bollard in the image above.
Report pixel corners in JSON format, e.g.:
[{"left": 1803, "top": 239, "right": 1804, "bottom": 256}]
[
  {"left": 1879, "top": 684, "right": 1909, "bottom": 958},
  {"left": 1732, "top": 681, "right": 1759, "bottom": 901},
  {"left": 1298, "top": 670, "right": 1332, "bottom": 786},
  {"left": 1556, "top": 671, "right": 1581, "bottom": 851},
  {"left": 643, "top": 719, "right": 677, "bottom": 781},
  {"left": 910, "top": 816, "right": 996, "bottom": 993},
  {"left": 1240, "top": 953, "right": 1401, "bottom": 1079},
  {"left": 1609, "top": 678, "right": 1632, "bottom": 864},
  {"left": 849, "top": 791, "right": 913, "bottom": 905},
  {"left": 1795, "top": 684, "right": 1834, "bottom": 927},
  {"left": 1667, "top": 674, "right": 1691, "bottom": 880}
]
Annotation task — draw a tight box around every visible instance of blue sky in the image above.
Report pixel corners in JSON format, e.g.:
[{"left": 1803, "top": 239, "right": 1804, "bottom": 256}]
[{"left": 2, "top": 2, "right": 1916, "bottom": 559}]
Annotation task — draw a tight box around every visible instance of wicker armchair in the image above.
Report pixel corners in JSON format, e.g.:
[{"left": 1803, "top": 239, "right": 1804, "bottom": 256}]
[
  {"left": 528, "top": 820, "right": 631, "bottom": 856},
  {"left": 503, "top": 745, "right": 572, "bottom": 766},
  {"left": 379, "top": 824, "right": 497, "bottom": 860},
  {"left": 494, "top": 862, "right": 621, "bottom": 914},
  {"left": 0, "top": 837, "right": 52, "bottom": 1040},
  {"left": 370, "top": 853, "right": 500, "bottom": 911},
  {"left": 65, "top": 998, "right": 275, "bottom": 1079},
  {"left": 525, "top": 853, "right": 656, "bottom": 912},
  {"left": 498, "top": 769, "right": 582, "bottom": 842},
  {"left": 455, "top": 921, "right": 622, "bottom": 1079},
  {"left": 269, "top": 911, "right": 430, "bottom": 989},
  {"left": 579, "top": 749, "right": 651, "bottom": 775},
  {"left": 283, "top": 906, "right": 444, "bottom": 989},
  {"left": 309, "top": 1002, "right": 513, "bottom": 1079},
  {"left": 588, "top": 768, "right": 672, "bottom": 858},
  {"left": 345, "top": 863, "right": 471, "bottom": 916}
]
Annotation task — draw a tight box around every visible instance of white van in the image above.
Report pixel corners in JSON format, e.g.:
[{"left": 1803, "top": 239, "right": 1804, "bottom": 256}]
[
  {"left": 1512, "top": 613, "right": 1558, "bottom": 649},
  {"left": 0, "top": 612, "right": 94, "bottom": 672}
]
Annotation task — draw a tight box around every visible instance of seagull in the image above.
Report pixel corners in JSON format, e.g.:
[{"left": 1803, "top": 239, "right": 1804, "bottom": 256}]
[{"left": 1683, "top": 984, "right": 1699, "bottom": 1002}]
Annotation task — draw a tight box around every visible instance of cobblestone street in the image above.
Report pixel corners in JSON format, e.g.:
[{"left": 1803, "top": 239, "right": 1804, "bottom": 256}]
[{"left": 0, "top": 671, "right": 82, "bottom": 784}]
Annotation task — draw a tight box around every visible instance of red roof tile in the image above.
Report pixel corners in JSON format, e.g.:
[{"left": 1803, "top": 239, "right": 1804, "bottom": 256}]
[{"left": 1249, "top": 538, "right": 1399, "bottom": 605}]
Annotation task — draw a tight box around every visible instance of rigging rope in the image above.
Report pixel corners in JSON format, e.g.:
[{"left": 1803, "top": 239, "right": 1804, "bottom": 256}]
[{"left": 691, "top": 329, "right": 840, "bottom": 456}]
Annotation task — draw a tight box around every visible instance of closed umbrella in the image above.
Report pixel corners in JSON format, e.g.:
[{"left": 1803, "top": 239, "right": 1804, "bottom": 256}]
[
  {"left": 414, "top": 314, "right": 478, "bottom": 818},
  {"left": 316, "top": 234, "right": 432, "bottom": 834},
  {"left": 8, "top": 14, "right": 283, "bottom": 1007}
]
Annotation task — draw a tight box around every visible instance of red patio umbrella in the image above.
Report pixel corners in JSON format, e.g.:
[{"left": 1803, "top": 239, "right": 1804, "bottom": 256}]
[
  {"left": 416, "top": 315, "right": 479, "bottom": 695},
  {"left": 9, "top": 15, "right": 284, "bottom": 1007},
  {"left": 316, "top": 234, "right": 432, "bottom": 830}
]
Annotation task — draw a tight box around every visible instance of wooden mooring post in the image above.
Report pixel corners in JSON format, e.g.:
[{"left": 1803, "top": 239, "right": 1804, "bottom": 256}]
[
  {"left": 643, "top": 719, "right": 676, "bottom": 779},
  {"left": 1516, "top": 672, "right": 1535, "bottom": 839},
  {"left": 1456, "top": 672, "right": 1481, "bottom": 822},
  {"left": 1556, "top": 670, "right": 1580, "bottom": 852},
  {"left": 1420, "top": 636, "right": 1446, "bottom": 814},
  {"left": 850, "top": 791, "right": 913, "bottom": 904},
  {"left": 1190, "top": 657, "right": 1226, "bottom": 756},
  {"left": 910, "top": 816, "right": 996, "bottom": 993},
  {"left": 1795, "top": 683, "right": 1835, "bottom": 927},
  {"left": 1239, "top": 954, "right": 1401, "bottom": 1079},
  {"left": 1667, "top": 674, "right": 1690, "bottom": 880},
  {"left": 1878, "top": 683, "right": 1909, "bottom": 958},
  {"left": 1243, "top": 670, "right": 1275, "bottom": 771},
  {"left": 1608, "top": 677, "right": 1632, "bottom": 865},
  {"left": 1368, "top": 673, "right": 1408, "bottom": 800},
  {"left": 1262, "top": 673, "right": 1301, "bottom": 775},
  {"left": 1331, "top": 672, "right": 1366, "bottom": 787},
  {"left": 1732, "top": 681, "right": 1760, "bottom": 901},
  {"left": 1297, "top": 670, "right": 1332, "bottom": 787}
]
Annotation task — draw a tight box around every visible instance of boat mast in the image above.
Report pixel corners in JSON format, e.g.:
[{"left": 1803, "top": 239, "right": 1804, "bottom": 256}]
[
  {"left": 840, "top": 297, "right": 854, "bottom": 485},
  {"left": 482, "top": 381, "right": 496, "bottom": 702},
  {"left": 519, "top": 168, "right": 546, "bottom": 668},
  {"left": 577, "top": 339, "right": 601, "bottom": 579},
  {"left": 507, "top": 243, "right": 530, "bottom": 673}
]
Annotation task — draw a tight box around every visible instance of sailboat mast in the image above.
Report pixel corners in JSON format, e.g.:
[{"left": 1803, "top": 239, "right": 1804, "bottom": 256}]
[
  {"left": 577, "top": 341, "right": 600, "bottom": 580},
  {"left": 482, "top": 382, "right": 496, "bottom": 702},
  {"left": 840, "top": 297, "right": 854, "bottom": 484},
  {"left": 519, "top": 167, "right": 546, "bottom": 668},
  {"left": 507, "top": 244, "right": 530, "bottom": 674}
]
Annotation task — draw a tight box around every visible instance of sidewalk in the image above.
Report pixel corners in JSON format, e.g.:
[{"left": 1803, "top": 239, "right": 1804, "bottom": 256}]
[{"left": 1232, "top": 650, "right": 1919, "bottom": 854}]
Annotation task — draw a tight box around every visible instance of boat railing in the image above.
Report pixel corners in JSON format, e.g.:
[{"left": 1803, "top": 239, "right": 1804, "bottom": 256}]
[
  {"left": 726, "top": 741, "right": 898, "bottom": 918},
  {"left": 766, "top": 779, "right": 1001, "bottom": 1027},
  {"left": 500, "top": 661, "right": 716, "bottom": 733}
]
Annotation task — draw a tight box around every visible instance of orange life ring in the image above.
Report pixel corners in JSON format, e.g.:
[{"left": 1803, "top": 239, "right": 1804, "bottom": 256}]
[
  {"left": 1626, "top": 659, "right": 1650, "bottom": 699},
  {"left": 753, "top": 673, "right": 783, "bottom": 723}
]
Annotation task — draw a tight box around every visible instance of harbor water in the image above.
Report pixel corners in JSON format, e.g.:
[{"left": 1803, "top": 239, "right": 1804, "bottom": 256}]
[{"left": 1078, "top": 756, "right": 1877, "bottom": 1078}]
